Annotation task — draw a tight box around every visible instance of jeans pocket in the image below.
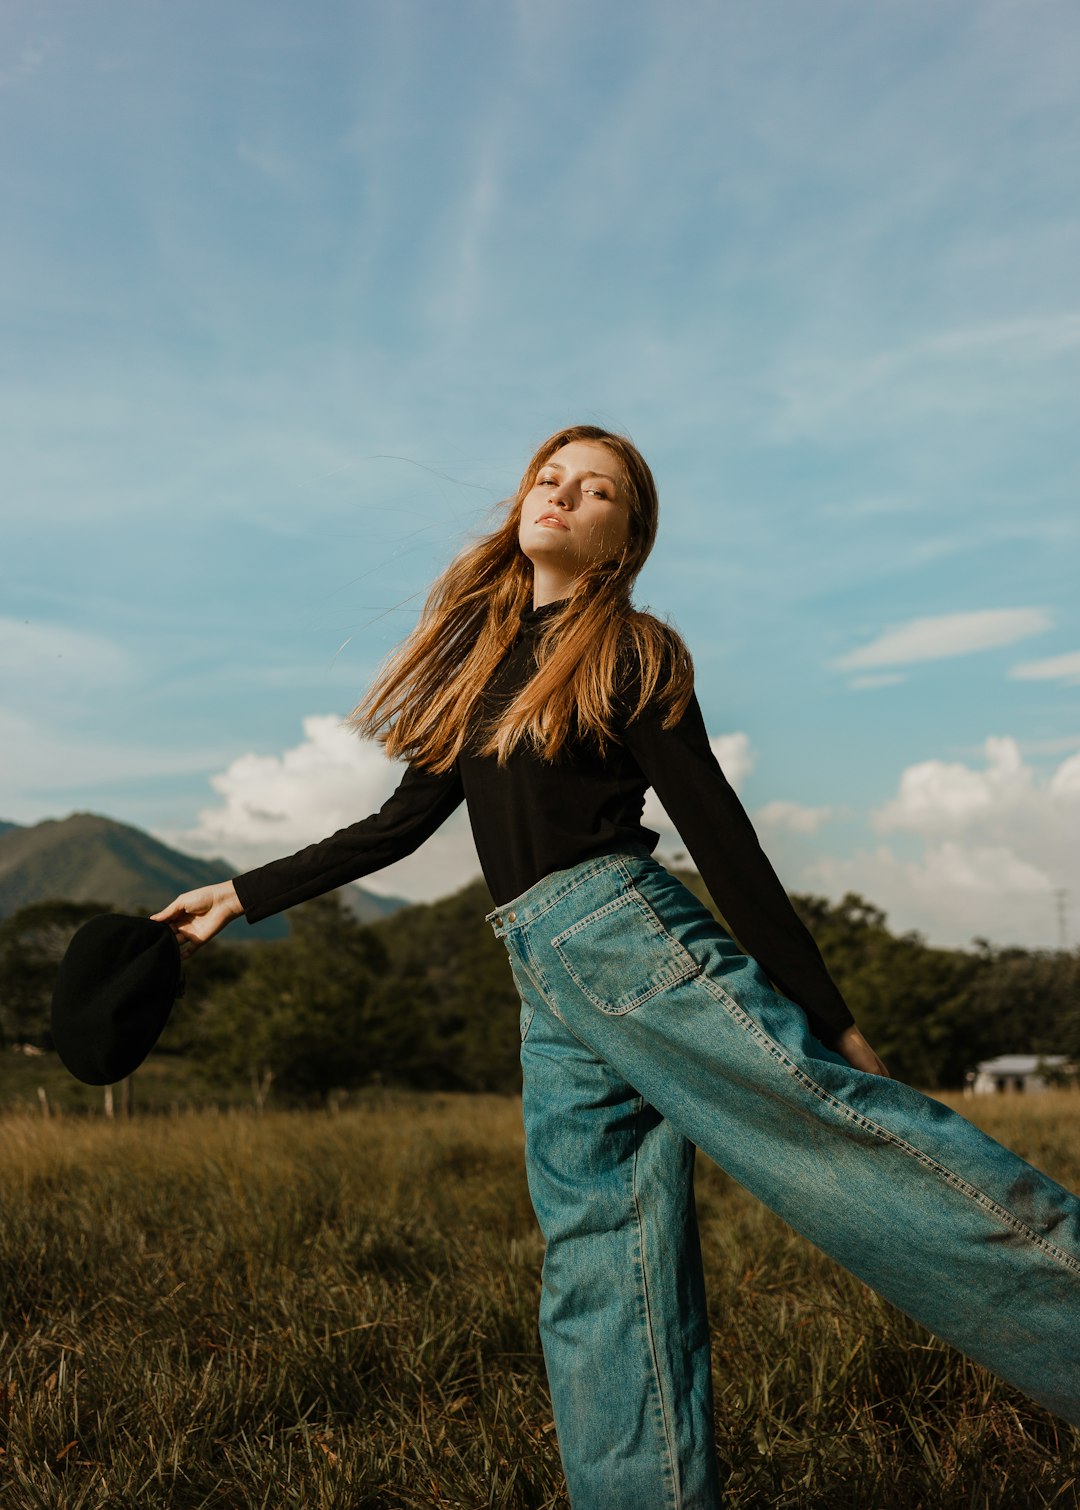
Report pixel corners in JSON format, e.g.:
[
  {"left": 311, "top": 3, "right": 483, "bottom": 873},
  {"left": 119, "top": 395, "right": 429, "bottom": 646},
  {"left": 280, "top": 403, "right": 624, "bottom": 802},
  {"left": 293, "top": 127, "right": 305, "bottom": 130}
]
[{"left": 550, "top": 888, "right": 702, "bottom": 1015}]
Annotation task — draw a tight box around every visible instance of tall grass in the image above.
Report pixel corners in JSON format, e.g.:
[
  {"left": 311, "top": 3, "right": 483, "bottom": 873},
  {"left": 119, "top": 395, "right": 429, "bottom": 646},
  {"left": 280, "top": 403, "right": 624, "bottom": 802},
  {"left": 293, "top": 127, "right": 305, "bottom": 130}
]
[{"left": 1, "top": 1090, "right": 1077, "bottom": 1507}]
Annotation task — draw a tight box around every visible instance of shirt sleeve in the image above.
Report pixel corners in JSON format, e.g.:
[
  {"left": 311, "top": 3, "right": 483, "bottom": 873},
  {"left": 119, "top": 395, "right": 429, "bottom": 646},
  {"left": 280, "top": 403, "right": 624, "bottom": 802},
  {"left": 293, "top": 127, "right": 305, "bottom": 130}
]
[
  {"left": 620, "top": 681, "right": 855, "bottom": 1042},
  {"left": 230, "top": 758, "right": 466, "bottom": 925}
]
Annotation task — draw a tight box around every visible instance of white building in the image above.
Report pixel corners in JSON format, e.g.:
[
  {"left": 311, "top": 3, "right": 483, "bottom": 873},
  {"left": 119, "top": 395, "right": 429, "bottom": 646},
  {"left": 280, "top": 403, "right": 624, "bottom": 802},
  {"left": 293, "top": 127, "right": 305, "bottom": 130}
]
[{"left": 966, "top": 1054, "right": 1075, "bottom": 1095}]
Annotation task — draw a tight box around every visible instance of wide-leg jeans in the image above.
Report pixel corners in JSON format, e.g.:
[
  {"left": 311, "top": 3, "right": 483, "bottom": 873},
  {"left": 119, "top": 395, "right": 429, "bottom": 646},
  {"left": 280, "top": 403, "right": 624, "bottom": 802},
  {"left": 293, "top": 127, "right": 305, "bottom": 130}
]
[{"left": 484, "top": 848, "right": 1080, "bottom": 1510}]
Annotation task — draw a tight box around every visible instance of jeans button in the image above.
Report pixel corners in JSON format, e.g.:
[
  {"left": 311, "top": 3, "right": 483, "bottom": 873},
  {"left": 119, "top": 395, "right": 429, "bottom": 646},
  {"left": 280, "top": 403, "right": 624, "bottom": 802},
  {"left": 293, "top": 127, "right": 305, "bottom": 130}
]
[
  {"left": 507, "top": 910, "right": 516, "bottom": 923},
  {"left": 494, "top": 914, "right": 503, "bottom": 927}
]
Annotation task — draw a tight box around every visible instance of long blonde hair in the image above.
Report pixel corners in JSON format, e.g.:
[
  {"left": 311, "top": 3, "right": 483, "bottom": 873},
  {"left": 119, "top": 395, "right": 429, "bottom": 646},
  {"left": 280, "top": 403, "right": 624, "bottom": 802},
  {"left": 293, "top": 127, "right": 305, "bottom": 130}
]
[{"left": 344, "top": 423, "right": 695, "bottom": 770}]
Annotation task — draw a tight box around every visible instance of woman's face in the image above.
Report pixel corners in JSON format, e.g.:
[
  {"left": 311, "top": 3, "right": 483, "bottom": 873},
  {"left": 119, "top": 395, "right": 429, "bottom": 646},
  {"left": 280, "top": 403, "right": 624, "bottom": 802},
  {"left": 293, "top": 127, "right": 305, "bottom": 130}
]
[{"left": 518, "top": 440, "right": 631, "bottom": 590}]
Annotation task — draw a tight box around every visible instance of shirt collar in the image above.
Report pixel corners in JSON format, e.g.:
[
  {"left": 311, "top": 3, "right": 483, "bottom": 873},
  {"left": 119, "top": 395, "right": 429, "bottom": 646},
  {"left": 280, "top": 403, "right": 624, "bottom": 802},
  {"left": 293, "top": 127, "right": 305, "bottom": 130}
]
[{"left": 521, "top": 598, "right": 566, "bottom": 624}]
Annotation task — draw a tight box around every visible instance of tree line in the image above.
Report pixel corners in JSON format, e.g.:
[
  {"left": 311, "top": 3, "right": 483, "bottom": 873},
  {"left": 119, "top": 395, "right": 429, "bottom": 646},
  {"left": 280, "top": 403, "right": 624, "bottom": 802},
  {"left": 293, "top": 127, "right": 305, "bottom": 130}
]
[{"left": 2, "top": 876, "right": 1077, "bottom": 1105}]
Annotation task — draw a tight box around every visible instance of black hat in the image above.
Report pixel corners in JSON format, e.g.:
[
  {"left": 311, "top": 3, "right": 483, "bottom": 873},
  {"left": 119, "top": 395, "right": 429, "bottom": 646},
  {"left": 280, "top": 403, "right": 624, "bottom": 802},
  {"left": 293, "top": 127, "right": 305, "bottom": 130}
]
[{"left": 50, "top": 913, "right": 186, "bottom": 1085}]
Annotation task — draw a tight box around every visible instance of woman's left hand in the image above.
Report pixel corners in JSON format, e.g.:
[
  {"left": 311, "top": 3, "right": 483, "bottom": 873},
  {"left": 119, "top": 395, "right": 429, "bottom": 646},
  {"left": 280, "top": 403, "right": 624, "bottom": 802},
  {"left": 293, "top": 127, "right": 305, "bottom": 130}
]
[{"left": 829, "top": 1024, "right": 891, "bottom": 1078}]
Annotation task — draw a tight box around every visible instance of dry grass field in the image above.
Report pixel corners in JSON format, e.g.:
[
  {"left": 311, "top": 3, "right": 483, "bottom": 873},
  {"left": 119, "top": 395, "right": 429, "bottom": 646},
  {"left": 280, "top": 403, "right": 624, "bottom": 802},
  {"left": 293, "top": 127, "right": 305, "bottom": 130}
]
[{"left": 0, "top": 1090, "right": 1077, "bottom": 1508}]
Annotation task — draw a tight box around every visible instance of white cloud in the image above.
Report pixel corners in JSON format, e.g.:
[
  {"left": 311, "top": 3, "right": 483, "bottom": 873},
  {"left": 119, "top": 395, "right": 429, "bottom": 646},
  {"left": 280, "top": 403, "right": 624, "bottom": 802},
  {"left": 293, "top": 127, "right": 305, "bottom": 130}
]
[
  {"left": 1010, "top": 650, "right": 1080, "bottom": 686},
  {"left": 755, "top": 800, "right": 835, "bottom": 835},
  {"left": 832, "top": 608, "right": 1051, "bottom": 672},
  {"left": 709, "top": 732, "right": 754, "bottom": 791},
  {"left": 806, "top": 842, "right": 1060, "bottom": 951},
  {"left": 1050, "top": 752, "right": 1080, "bottom": 799},
  {"left": 802, "top": 737, "right": 1080, "bottom": 949},
  {"left": 155, "top": 714, "right": 481, "bottom": 903},
  {"left": 874, "top": 736, "right": 1035, "bottom": 834}
]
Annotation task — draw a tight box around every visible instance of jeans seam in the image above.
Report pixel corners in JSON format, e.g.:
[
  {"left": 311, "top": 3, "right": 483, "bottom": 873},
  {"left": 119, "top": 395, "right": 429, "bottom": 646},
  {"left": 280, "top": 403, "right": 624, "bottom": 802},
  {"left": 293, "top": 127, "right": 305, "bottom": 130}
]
[
  {"left": 631, "top": 1094, "right": 681, "bottom": 1510},
  {"left": 519, "top": 935, "right": 563, "bottom": 1020},
  {"left": 518, "top": 997, "right": 535, "bottom": 1043},
  {"left": 697, "top": 972, "right": 1080, "bottom": 1281},
  {"left": 516, "top": 939, "right": 607, "bottom": 1061}
]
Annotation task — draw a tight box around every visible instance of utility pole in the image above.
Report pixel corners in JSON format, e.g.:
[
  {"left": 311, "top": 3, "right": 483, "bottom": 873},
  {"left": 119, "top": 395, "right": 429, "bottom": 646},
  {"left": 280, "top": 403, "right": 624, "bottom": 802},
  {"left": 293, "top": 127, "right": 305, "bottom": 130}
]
[{"left": 1053, "top": 888, "right": 1068, "bottom": 951}]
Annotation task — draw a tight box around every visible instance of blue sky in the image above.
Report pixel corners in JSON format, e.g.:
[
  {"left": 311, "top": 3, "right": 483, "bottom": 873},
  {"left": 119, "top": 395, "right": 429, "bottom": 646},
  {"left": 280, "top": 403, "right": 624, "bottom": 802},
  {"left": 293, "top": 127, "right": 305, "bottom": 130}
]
[{"left": 3, "top": 0, "right": 1078, "bottom": 949}]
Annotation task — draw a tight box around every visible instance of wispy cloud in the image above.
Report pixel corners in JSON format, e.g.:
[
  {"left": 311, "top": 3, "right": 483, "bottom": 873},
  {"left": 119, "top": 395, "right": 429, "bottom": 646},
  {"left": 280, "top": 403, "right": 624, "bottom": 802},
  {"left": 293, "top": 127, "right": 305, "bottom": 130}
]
[
  {"left": 1010, "top": 650, "right": 1080, "bottom": 685},
  {"left": 832, "top": 608, "right": 1051, "bottom": 672},
  {"left": 235, "top": 138, "right": 301, "bottom": 186},
  {"left": 0, "top": 617, "right": 137, "bottom": 690},
  {"left": 819, "top": 493, "right": 926, "bottom": 521},
  {"left": 0, "top": 42, "right": 48, "bottom": 90},
  {"left": 423, "top": 136, "right": 504, "bottom": 332},
  {"left": 848, "top": 672, "right": 908, "bottom": 692},
  {"left": 0, "top": 706, "right": 236, "bottom": 813},
  {"left": 1014, "top": 734, "right": 1080, "bottom": 757},
  {"left": 769, "top": 313, "right": 1080, "bottom": 442}
]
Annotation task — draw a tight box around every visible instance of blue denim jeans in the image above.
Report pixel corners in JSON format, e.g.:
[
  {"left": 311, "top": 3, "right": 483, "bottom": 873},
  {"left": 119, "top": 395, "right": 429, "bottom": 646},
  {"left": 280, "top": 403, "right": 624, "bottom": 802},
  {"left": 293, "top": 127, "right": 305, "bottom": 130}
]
[{"left": 485, "top": 848, "right": 1080, "bottom": 1509}]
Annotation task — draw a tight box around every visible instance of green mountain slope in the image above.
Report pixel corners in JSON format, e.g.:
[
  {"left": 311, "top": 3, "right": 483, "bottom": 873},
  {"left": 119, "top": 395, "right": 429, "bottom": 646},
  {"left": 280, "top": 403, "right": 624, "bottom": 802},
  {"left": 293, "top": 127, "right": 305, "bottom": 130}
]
[{"left": 0, "top": 811, "right": 410, "bottom": 934}]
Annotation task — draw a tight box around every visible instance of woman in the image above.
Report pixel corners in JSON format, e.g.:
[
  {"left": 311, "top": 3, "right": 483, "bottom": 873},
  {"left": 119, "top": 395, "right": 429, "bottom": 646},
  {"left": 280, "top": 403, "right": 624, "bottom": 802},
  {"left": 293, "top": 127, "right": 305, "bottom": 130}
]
[{"left": 154, "top": 424, "right": 1080, "bottom": 1507}]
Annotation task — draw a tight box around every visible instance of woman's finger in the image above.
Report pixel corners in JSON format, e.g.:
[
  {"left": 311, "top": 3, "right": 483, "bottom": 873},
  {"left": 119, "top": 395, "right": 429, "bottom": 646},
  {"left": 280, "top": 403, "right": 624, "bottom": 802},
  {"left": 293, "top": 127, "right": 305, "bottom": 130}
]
[{"left": 175, "top": 925, "right": 203, "bottom": 959}]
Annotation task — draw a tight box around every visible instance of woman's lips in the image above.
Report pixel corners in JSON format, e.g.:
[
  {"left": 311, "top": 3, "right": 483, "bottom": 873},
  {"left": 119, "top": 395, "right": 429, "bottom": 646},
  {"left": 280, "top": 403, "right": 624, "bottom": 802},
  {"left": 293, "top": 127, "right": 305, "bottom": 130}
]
[{"left": 537, "top": 515, "right": 569, "bottom": 530}]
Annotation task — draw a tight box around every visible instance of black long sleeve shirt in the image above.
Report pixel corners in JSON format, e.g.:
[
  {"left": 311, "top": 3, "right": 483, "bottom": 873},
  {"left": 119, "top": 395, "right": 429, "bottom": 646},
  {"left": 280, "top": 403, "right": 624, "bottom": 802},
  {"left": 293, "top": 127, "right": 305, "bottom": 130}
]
[{"left": 231, "top": 599, "right": 855, "bottom": 1040}]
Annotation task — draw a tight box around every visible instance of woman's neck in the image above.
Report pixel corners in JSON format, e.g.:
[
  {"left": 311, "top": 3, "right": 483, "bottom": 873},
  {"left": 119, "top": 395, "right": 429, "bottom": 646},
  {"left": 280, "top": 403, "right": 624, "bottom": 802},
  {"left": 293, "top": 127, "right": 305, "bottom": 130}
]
[{"left": 523, "top": 596, "right": 567, "bottom": 619}]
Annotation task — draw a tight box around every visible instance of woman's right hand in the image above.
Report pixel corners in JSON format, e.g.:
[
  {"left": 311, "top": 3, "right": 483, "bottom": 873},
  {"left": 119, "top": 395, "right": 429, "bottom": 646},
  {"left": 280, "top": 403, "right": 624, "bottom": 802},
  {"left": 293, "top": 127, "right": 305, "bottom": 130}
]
[
  {"left": 830, "top": 1023, "right": 891, "bottom": 1079},
  {"left": 150, "top": 881, "right": 245, "bottom": 961}
]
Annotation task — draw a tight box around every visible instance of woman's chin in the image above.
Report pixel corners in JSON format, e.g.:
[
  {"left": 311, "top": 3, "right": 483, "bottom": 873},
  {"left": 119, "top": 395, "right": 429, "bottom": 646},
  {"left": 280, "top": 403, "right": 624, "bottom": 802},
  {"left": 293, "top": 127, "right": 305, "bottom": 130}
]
[{"left": 520, "top": 540, "right": 574, "bottom": 565}]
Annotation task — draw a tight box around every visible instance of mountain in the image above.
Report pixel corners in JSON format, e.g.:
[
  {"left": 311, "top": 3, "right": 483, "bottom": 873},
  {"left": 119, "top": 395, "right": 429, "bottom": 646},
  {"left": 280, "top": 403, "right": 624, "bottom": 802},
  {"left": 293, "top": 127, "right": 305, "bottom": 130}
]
[
  {"left": 332, "top": 881, "right": 409, "bottom": 926},
  {"left": 0, "top": 812, "right": 412, "bottom": 936}
]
